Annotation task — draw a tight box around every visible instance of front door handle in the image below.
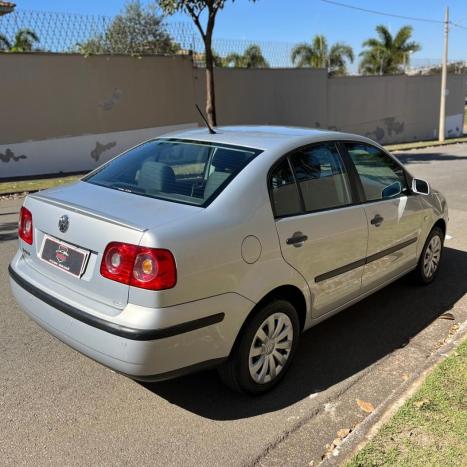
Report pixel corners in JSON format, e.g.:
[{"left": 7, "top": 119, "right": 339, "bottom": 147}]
[
  {"left": 370, "top": 214, "right": 384, "bottom": 227},
  {"left": 286, "top": 231, "right": 308, "bottom": 247}
]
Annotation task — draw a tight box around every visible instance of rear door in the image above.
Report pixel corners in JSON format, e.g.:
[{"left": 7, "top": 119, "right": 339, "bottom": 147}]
[
  {"left": 271, "top": 142, "right": 368, "bottom": 318},
  {"left": 342, "top": 142, "right": 422, "bottom": 292}
]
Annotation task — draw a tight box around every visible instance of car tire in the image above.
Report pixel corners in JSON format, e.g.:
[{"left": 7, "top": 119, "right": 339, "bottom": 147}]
[
  {"left": 218, "top": 299, "right": 300, "bottom": 395},
  {"left": 411, "top": 226, "right": 444, "bottom": 285}
]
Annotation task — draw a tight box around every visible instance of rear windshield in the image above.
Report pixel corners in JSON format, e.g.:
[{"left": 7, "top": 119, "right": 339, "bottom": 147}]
[{"left": 84, "top": 138, "right": 262, "bottom": 206}]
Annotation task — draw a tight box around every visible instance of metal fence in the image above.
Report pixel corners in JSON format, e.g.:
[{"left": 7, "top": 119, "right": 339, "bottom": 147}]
[
  {"left": 0, "top": 9, "right": 464, "bottom": 73},
  {"left": 0, "top": 9, "right": 296, "bottom": 67}
]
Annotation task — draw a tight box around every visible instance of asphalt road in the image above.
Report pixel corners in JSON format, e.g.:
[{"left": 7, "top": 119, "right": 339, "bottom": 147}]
[{"left": 1, "top": 144, "right": 467, "bottom": 466}]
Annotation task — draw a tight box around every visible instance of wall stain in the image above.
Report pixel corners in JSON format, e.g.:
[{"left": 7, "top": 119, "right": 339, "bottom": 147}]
[
  {"left": 365, "top": 127, "right": 386, "bottom": 142},
  {"left": 365, "top": 117, "right": 405, "bottom": 143},
  {"left": 383, "top": 117, "right": 405, "bottom": 136},
  {"left": 0, "top": 148, "right": 27, "bottom": 163},
  {"left": 91, "top": 141, "right": 117, "bottom": 161},
  {"left": 98, "top": 88, "right": 123, "bottom": 111}
]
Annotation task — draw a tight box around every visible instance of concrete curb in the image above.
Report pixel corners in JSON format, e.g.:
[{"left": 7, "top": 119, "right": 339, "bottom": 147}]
[
  {"left": 0, "top": 191, "right": 33, "bottom": 199},
  {"left": 320, "top": 319, "right": 467, "bottom": 466},
  {"left": 386, "top": 138, "right": 467, "bottom": 153}
]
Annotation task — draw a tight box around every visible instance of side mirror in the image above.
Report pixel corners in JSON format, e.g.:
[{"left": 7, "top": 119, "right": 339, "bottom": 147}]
[
  {"left": 382, "top": 181, "right": 402, "bottom": 198},
  {"left": 412, "top": 178, "right": 430, "bottom": 195}
]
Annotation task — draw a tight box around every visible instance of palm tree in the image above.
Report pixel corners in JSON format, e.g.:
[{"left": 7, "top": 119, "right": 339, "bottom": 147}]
[
  {"left": 359, "top": 25, "right": 421, "bottom": 75},
  {"left": 0, "top": 29, "right": 40, "bottom": 52},
  {"left": 224, "top": 44, "right": 269, "bottom": 68},
  {"left": 10, "top": 29, "right": 39, "bottom": 52},
  {"left": 291, "top": 35, "right": 354, "bottom": 76},
  {"left": 0, "top": 33, "right": 11, "bottom": 51}
]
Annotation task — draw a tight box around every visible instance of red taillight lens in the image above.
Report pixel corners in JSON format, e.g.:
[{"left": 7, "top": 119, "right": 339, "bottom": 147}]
[
  {"left": 100, "top": 242, "right": 138, "bottom": 285},
  {"left": 18, "top": 207, "right": 33, "bottom": 245},
  {"left": 132, "top": 247, "right": 177, "bottom": 290},
  {"left": 100, "top": 242, "right": 176, "bottom": 290}
]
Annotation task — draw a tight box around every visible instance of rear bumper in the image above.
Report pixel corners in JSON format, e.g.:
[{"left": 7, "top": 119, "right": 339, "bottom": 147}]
[
  {"left": 9, "top": 255, "right": 253, "bottom": 380},
  {"left": 9, "top": 265, "right": 225, "bottom": 341}
]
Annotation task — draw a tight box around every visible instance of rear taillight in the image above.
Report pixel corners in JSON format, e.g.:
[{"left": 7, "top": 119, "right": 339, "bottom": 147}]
[
  {"left": 100, "top": 242, "right": 176, "bottom": 290},
  {"left": 18, "top": 207, "right": 33, "bottom": 245}
]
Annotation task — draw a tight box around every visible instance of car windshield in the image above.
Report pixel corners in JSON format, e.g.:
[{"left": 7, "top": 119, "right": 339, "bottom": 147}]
[{"left": 84, "top": 138, "right": 262, "bottom": 206}]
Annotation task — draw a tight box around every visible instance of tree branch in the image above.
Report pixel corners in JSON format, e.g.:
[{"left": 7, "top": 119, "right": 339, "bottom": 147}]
[{"left": 185, "top": 4, "right": 206, "bottom": 40}]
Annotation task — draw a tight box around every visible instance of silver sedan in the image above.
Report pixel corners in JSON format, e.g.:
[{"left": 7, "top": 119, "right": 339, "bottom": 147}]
[{"left": 9, "top": 126, "right": 448, "bottom": 394}]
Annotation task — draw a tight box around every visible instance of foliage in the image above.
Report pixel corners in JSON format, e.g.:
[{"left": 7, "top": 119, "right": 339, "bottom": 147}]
[
  {"left": 160, "top": 1, "right": 257, "bottom": 126},
  {"left": 0, "top": 29, "right": 39, "bottom": 52},
  {"left": 291, "top": 34, "right": 354, "bottom": 76},
  {"left": 224, "top": 44, "right": 269, "bottom": 68},
  {"left": 77, "top": 1, "right": 178, "bottom": 56},
  {"left": 359, "top": 25, "right": 421, "bottom": 75}
]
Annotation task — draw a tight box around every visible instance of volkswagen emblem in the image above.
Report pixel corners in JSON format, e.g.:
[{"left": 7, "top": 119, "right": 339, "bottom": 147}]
[{"left": 58, "top": 215, "right": 69, "bottom": 233}]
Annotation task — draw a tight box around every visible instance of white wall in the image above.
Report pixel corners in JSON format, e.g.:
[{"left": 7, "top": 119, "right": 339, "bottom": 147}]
[{"left": 0, "top": 123, "right": 196, "bottom": 179}]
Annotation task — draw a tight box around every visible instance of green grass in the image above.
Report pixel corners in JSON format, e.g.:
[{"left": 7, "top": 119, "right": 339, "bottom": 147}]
[
  {"left": 346, "top": 338, "right": 467, "bottom": 467},
  {"left": 0, "top": 174, "right": 82, "bottom": 195},
  {"left": 386, "top": 135, "right": 467, "bottom": 152}
]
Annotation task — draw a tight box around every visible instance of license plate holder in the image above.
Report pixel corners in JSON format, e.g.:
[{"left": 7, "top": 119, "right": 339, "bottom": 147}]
[{"left": 39, "top": 235, "right": 89, "bottom": 278}]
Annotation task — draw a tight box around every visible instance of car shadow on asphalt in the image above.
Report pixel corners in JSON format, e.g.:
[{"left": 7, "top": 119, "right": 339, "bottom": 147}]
[
  {"left": 0, "top": 221, "right": 18, "bottom": 242},
  {"left": 141, "top": 246, "right": 467, "bottom": 420}
]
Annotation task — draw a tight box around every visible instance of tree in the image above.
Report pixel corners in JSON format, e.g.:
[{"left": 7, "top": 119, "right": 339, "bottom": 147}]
[
  {"left": 0, "top": 29, "right": 39, "bottom": 52},
  {"left": 0, "top": 34, "right": 9, "bottom": 51},
  {"left": 224, "top": 44, "right": 269, "bottom": 68},
  {"left": 78, "top": 1, "right": 178, "bottom": 56},
  {"left": 160, "top": 0, "right": 257, "bottom": 127},
  {"left": 359, "top": 25, "right": 421, "bottom": 75},
  {"left": 291, "top": 34, "right": 354, "bottom": 76}
]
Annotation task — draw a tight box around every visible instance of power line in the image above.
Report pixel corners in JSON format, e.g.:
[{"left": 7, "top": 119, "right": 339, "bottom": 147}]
[
  {"left": 319, "top": 0, "right": 444, "bottom": 24},
  {"left": 320, "top": 0, "right": 467, "bottom": 32}
]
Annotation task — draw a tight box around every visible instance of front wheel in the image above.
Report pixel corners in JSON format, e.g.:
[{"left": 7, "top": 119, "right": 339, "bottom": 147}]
[
  {"left": 412, "top": 226, "right": 444, "bottom": 284},
  {"left": 218, "top": 299, "right": 300, "bottom": 394}
]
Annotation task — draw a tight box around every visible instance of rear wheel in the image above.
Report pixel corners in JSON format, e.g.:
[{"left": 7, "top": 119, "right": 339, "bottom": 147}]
[
  {"left": 218, "top": 299, "right": 300, "bottom": 394},
  {"left": 412, "top": 226, "right": 444, "bottom": 284}
]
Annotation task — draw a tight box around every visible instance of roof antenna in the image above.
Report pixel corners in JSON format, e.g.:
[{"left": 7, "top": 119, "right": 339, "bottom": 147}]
[{"left": 195, "top": 104, "right": 216, "bottom": 134}]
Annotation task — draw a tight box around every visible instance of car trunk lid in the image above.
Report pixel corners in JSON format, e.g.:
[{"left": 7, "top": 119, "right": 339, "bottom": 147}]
[{"left": 22, "top": 181, "right": 199, "bottom": 314}]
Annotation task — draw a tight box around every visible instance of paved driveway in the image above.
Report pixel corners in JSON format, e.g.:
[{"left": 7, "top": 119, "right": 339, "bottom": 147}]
[{"left": 1, "top": 144, "right": 467, "bottom": 466}]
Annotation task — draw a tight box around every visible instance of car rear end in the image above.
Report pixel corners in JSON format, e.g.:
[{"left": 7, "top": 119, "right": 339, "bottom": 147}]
[{"left": 9, "top": 137, "right": 260, "bottom": 380}]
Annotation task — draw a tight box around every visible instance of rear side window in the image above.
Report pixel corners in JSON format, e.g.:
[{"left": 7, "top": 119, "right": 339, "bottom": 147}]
[
  {"left": 290, "top": 143, "right": 352, "bottom": 212},
  {"left": 84, "top": 139, "right": 261, "bottom": 206},
  {"left": 345, "top": 143, "right": 408, "bottom": 201},
  {"left": 270, "top": 159, "right": 302, "bottom": 217}
]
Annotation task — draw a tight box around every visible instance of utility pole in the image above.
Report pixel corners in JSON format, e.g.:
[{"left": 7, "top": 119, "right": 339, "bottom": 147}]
[{"left": 439, "top": 7, "right": 449, "bottom": 142}]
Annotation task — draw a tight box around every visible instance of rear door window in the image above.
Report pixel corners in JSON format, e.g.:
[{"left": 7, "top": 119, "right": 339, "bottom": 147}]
[
  {"left": 84, "top": 139, "right": 261, "bottom": 206},
  {"left": 290, "top": 143, "right": 352, "bottom": 212},
  {"left": 270, "top": 159, "right": 302, "bottom": 217}
]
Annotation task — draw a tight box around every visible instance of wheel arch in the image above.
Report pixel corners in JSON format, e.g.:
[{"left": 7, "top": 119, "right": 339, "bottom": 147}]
[
  {"left": 228, "top": 284, "right": 308, "bottom": 357},
  {"left": 433, "top": 218, "right": 447, "bottom": 238}
]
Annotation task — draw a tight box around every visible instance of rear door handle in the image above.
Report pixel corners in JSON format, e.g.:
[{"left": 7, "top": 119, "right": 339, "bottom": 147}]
[
  {"left": 286, "top": 232, "right": 308, "bottom": 247},
  {"left": 370, "top": 214, "right": 384, "bottom": 227}
]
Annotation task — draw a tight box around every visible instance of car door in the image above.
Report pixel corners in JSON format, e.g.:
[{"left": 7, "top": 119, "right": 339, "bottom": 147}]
[
  {"left": 342, "top": 142, "right": 423, "bottom": 292},
  {"left": 271, "top": 142, "right": 368, "bottom": 318}
]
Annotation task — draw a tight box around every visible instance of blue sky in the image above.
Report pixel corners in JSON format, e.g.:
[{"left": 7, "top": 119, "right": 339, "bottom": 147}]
[{"left": 14, "top": 0, "right": 467, "bottom": 63}]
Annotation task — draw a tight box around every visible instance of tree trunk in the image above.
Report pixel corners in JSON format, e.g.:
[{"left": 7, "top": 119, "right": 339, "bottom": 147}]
[{"left": 204, "top": 38, "right": 217, "bottom": 127}]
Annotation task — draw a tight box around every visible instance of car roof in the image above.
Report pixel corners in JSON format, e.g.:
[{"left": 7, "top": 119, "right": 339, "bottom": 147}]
[{"left": 162, "top": 125, "right": 377, "bottom": 152}]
